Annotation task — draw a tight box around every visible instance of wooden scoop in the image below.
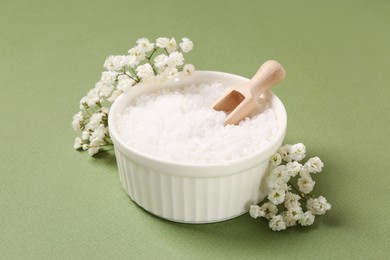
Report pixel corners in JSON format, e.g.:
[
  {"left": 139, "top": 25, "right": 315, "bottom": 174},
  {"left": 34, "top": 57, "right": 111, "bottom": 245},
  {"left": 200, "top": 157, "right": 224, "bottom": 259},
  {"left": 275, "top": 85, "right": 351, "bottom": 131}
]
[{"left": 212, "top": 60, "right": 286, "bottom": 126}]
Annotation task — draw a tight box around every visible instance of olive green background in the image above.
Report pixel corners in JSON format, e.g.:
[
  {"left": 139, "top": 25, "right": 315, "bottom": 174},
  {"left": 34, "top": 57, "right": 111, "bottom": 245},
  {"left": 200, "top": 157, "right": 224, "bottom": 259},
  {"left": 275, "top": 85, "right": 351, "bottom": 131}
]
[{"left": 1, "top": 0, "right": 389, "bottom": 259}]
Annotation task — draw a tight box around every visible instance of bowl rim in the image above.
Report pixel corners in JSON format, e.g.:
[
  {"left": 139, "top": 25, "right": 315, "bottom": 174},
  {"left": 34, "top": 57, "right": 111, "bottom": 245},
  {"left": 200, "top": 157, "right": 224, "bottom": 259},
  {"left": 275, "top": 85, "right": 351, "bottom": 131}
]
[{"left": 108, "top": 70, "right": 287, "bottom": 177}]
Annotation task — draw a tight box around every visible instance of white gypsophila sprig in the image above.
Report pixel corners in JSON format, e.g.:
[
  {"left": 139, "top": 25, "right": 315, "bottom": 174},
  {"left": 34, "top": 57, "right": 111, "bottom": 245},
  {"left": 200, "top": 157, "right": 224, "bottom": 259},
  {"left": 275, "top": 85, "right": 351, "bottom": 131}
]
[
  {"left": 183, "top": 64, "right": 195, "bottom": 76},
  {"left": 304, "top": 156, "right": 324, "bottom": 173},
  {"left": 269, "top": 215, "right": 286, "bottom": 231},
  {"left": 179, "top": 38, "right": 193, "bottom": 53},
  {"left": 290, "top": 143, "right": 306, "bottom": 161},
  {"left": 260, "top": 202, "right": 278, "bottom": 220},
  {"left": 270, "top": 153, "right": 282, "bottom": 166},
  {"left": 306, "top": 196, "right": 332, "bottom": 215},
  {"left": 156, "top": 37, "right": 177, "bottom": 53},
  {"left": 249, "top": 142, "right": 331, "bottom": 231},
  {"left": 299, "top": 211, "right": 315, "bottom": 226},
  {"left": 249, "top": 205, "right": 264, "bottom": 219},
  {"left": 297, "top": 172, "right": 316, "bottom": 194},
  {"left": 278, "top": 144, "right": 292, "bottom": 162},
  {"left": 72, "top": 37, "right": 195, "bottom": 156}
]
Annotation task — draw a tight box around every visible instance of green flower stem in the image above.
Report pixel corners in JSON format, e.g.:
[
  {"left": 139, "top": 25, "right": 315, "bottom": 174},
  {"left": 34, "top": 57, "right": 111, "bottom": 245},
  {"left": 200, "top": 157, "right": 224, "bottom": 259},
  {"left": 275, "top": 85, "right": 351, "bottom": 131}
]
[
  {"left": 150, "top": 63, "right": 158, "bottom": 76},
  {"left": 83, "top": 108, "right": 93, "bottom": 117},
  {"left": 124, "top": 72, "right": 139, "bottom": 83},
  {"left": 103, "top": 136, "right": 113, "bottom": 145},
  {"left": 288, "top": 181, "right": 307, "bottom": 200},
  {"left": 146, "top": 47, "right": 158, "bottom": 60},
  {"left": 145, "top": 48, "right": 159, "bottom": 76},
  {"left": 128, "top": 67, "right": 141, "bottom": 83},
  {"left": 122, "top": 68, "right": 140, "bottom": 83}
]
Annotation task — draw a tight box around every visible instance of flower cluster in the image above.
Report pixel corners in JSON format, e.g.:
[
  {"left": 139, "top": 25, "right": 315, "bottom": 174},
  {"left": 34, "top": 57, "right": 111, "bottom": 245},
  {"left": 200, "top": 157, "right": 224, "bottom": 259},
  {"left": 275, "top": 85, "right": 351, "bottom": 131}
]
[
  {"left": 249, "top": 143, "right": 331, "bottom": 231},
  {"left": 72, "top": 37, "right": 195, "bottom": 156}
]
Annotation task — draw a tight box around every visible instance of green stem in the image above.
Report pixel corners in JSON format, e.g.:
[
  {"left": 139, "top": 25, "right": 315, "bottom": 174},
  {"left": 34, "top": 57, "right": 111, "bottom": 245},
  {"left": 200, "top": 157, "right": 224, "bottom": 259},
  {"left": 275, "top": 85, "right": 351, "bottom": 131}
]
[
  {"left": 150, "top": 62, "right": 158, "bottom": 76},
  {"left": 146, "top": 47, "right": 157, "bottom": 60},
  {"left": 128, "top": 67, "right": 141, "bottom": 83},
  {"left": 103, "top": 136, "right": 113, "bottom": 145},
  {"left": 124, "top": 72, "right": 140, "bottom": 83},
  {"left": 288, "top": 181, "right": 307, "bottom": 200}
]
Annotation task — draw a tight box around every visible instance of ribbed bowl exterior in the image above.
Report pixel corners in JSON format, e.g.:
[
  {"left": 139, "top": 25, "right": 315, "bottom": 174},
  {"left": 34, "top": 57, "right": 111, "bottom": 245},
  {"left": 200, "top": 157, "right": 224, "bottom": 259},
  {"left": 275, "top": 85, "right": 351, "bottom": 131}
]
[
  {"left": 108, "top": 71, "right": 287, "bottom": 223},
  {"left": 115, "top": 146, "right": 269, "bottom": 223}
]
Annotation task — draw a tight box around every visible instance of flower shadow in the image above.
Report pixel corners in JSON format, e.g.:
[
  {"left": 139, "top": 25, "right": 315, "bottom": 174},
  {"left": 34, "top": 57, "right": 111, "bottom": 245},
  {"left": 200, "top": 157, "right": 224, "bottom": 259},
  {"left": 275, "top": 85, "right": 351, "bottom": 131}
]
[
  {"left": 143, "top": 208, "right": 322, "bottom": 251},
  {"left": 91, "top": 149, "right": 117, "bottom": 169}
]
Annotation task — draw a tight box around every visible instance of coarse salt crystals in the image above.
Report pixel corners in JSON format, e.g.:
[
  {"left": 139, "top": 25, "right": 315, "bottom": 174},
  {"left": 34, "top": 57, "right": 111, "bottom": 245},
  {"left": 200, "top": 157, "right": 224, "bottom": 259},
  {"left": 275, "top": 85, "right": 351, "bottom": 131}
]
[{"left": 116, "top": 83, "right": 279, "bottom": 164}]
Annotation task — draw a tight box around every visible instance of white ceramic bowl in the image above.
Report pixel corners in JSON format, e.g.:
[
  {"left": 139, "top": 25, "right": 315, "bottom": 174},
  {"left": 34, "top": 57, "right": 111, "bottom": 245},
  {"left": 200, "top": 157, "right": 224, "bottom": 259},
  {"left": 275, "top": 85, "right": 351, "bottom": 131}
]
[{"left": 108, "top": 71, "right": 287, "bottom": 223}]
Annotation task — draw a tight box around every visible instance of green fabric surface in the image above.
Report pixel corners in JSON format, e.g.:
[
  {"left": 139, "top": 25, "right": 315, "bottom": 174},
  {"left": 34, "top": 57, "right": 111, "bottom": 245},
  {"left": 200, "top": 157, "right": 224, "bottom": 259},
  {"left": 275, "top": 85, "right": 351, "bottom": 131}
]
[{"left": 1, "top": 0, "right": 389, "bottom": 259}]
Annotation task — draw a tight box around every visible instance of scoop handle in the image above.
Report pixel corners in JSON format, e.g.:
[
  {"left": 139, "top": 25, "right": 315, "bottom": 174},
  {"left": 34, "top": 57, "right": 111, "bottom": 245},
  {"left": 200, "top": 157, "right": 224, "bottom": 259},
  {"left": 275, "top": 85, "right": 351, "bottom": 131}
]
[{"left": 249, "top": 60, "right": 286, "bottom": 96}]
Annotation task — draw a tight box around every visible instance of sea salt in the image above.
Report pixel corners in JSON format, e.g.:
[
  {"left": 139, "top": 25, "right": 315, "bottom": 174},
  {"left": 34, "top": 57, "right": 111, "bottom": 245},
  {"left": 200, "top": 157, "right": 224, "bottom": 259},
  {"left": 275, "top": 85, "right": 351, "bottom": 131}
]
[{"left": 116, "top": 83, "right": 279, "bottom": 164}]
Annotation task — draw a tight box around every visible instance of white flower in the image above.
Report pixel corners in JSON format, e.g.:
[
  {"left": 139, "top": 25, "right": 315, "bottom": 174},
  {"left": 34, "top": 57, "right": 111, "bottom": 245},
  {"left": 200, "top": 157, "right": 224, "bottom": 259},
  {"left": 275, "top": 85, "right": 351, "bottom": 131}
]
[
  {"left": 290, "top": 143, "right": 306, "bottom": 161},
  {"left": 260, "top": 202, "right": 278, "bottom": 220},
  {"left": 179, "top": 37, "right": 193, "bottom": 53},
  {"left": 154, "top": 74, "right": 168, "bottom": 84},
  {"left": 282, "top": 211, "right": 296, "bottom": 227},
  {"left": 165, "top": 37, "right": 178, "bottom": 53},
  {"left": 136, "top": 63, "right": 154, "bottom": 80},
  {"left": 81, "top": 130, "right": 90, "bottom": 141},
  {"left": 269, "top": 215, "right": 286, "bottom": 231},
  {"left": 286, "top": 161, "right": 302, "bottom": 177},
  {"left": 154, "top": 54, "right": 169, "bottom": 70},
  {"left": 306, "top": 196, "right": 331, "bottom": 215},
  {"left": 124, "top": 55, "right": 138, "bottom": 68},
  {"left": 288, "top": 206, "right": 303, "bottom": 221},
  {"left": 183, "top": 64, "right": 195, "bottom": 76},
  {"left": 297, "top": 172, "right": 315, "bottom": 194},
  {"left": 270, "top": 153, "right": 282, "bottom": 166},
  {"left": 284, "top": 192, "right": 301, "bottom": 209},
  {"left": 267, "top": 176, "right": 289, "bottom": 192},
  {"left": 270, "top": 165, "right": 290, "bottom": 183},
  {"left": 79, "top": 96, "right": 89, "bottom": 110},
  {"left": 72, "top": 112, "right": 84, "bottom": 130},
  {"left": 156, "top": 37, "right": 177, "bottom": 53},
  {"left": 156, "top": 37, "right": 169, "bottom": 48},
  {"left": 116, "top": 74, "right": 134, "bottom": 92},
  {"left": 89, "top": 124, "right": 107, "bottom": 146},
  {"left": 299, "top": 211, "right": 315, "bottom": 226},
  {"left": 88, "top": 146, "right": 100, "bottom": 156},
  {"left": 252, "top": 143, "right": 329, "bottom": 230},
  {"left": 95, "top": 81, "right": 114, "bottom": 98},
  {"left": 73, "top": 137, "right": 83, "bottom": 149},
  {"left": 278, "top": 144, "right": 292, "bottom": 162},
  {"left": 100, "top": 71, "right": 118, "bottom": 85},
  {"left": 73, "top": 36, "right": 194, "bottom": 157},
  {"left": 282, "top": 210, "right": 300, "bottom": 227},
  {"left": 87, "top": 113, "right": 103, "bottom": 130},
  {"left": 107, "top": 90, "right": 123, "bottom": 103},
  {"left": 161, "top": 67, "right": 178, "bottom": 79},
  {"left": 136, "top": 37, "right": 154, "bottom": 53},
  {"left": 103, "top": 55, "right": 127, "bottom": 71},
  {"left": 127, "top": 47, "right": 146, "bottom": 63},
  {"left": 168, "top": 51, "right": 184, "bottom": 67},
  {"left": 283, "top": 206, "right": 303, "bottom": 227},
  {"left": 249, "top": 205, "right": 264, "bottom": 219},
  {"left": 304, "top": 156, "right": 324, "bottom": 173},
  {"left": 103, "top": 56, "right": 118, "bottom": 71},
  {"left": 82, "top": 143, "right": 89, "bottom": 151},
  {"left": 267, "top": 166, "right": 290, "bottom": 191},
  {"left": 83, "top": 88, "right": 101, "bottom": 108},
  {"left": 268, "top": 189, "right": 286, "bottom": 205}
]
